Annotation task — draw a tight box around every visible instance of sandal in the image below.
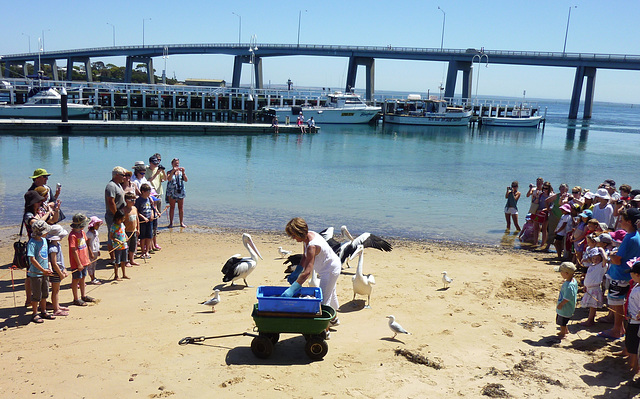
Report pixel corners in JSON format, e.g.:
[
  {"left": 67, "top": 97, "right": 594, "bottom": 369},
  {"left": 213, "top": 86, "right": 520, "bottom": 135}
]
[
  {"left": 40, "top": 312, "right": 56, "bottom": 320},
  {"left": 154, "top": 245, "right": 162, "bottom": 251},
  {"left": 73, "top": 299, "right": 87, "bottom": 307},
  {"left": 31, "top": 314, "right": 44, "bottom": 323},
  {"left": 82, "top": 296, "right": 96, "bottom": 303},
  {"left": 53, "top": 310, "right": 69, "bottom": 316}
]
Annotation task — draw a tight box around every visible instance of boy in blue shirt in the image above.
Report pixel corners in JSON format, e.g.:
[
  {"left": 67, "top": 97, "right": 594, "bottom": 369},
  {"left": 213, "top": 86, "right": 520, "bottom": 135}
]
[
  {"left": 27, "top": 220, "right": 54, "bottom": 323},
  {"left": 556, "top": 261, "right": 578, "bottom": 339}
]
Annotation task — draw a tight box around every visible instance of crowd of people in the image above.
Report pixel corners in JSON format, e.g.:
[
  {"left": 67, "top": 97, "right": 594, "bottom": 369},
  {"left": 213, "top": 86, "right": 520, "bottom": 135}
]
[
  {"left": 504, "top": 177, "right": 640, "bottom": 375},
  {"left": 21, "top": 153, "right": 188, "bottom": 324}
]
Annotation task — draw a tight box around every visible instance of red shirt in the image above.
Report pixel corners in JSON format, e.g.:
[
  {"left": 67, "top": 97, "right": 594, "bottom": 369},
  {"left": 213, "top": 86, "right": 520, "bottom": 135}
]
[{"left": 68, "top": 230, "right": 91, "bottom": 270}]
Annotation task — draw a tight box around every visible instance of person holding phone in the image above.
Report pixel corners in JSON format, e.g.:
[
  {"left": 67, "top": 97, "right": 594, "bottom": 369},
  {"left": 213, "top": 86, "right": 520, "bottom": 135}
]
[{"left": 504, "top": 181, "right": 521, "bottom": 231}]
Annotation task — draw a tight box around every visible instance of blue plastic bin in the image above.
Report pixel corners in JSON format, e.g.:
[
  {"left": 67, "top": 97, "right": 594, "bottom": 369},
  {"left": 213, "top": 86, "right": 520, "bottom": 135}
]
[{"left": 256, "top": 286, "right": 323, "bottom": 314}]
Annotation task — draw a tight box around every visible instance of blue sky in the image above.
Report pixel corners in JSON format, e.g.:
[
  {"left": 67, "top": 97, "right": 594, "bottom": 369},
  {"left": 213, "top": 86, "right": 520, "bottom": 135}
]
[{"left": 2, "top": 0, "right": 639, "bottom": 103}]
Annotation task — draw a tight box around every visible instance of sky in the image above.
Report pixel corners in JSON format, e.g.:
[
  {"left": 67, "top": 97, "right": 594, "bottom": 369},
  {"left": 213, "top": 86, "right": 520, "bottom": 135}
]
[{"left": 2, "top": 0, "right": 640, "bottom": 103}]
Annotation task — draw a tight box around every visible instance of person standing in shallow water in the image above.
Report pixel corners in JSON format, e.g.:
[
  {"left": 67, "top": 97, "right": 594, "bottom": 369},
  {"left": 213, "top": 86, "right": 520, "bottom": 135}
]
[
  {"left": 504, "top": 181, "right": 521, "bottom": 231},
  {"left": 166, "top": 158, "right": 188, "bottom": 228}
]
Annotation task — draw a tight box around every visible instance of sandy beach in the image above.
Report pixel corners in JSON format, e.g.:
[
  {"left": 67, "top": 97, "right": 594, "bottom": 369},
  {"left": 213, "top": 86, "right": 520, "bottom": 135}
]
[{"left": 1, "top": 225, "right": 639, "bottom": 398}]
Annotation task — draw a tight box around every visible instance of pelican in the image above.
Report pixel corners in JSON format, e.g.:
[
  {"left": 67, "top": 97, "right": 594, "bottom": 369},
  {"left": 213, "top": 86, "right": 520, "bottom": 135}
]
[
  {"left": 277, "top": 247, "right": 292, "bottom": 258},
  {"left": 386, "top": 315, "right": 411, "bottom": 339},
  {"left": 283, "top": 253, "right": 303, "bottom": 274},
  {"left": 201, "top": 289, "right": 221, "bottom": 312},
  {"left": 350, "top": 245, "right": 375, "bottom": 308},
  {"left": 221, "top": 233, "right": 263, "bottom": 287},
  {"left": 441, "top": 271, "right": 453, "bottom": 289},
  {"left": 336, "top": 225, "right": 393, "bottom": 267}
]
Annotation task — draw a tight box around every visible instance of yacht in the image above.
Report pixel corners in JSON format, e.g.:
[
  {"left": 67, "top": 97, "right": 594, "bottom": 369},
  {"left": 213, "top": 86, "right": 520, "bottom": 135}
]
[
  {"left": 0, "top": 87, "right": 94, "bottom": 118},
  {"left": 383, "top": 95, "right": 472, "bottom": 126}
]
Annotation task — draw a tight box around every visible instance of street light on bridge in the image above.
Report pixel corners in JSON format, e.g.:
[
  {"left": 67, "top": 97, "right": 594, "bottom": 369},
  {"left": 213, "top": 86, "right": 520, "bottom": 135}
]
[
  {"left": 41, "top": 29, "right": 50, "bottom": 52},
  {"left": 231, "top": 12, "right": 242, "bottom": 45},
  {"left": 437, "top": 6, "right": 445, "bottom": 51},
  {"left": 297, "top": 9, "right": 307, "bottom": 47},
  {"left": 107, "top": 22, "right": 116, "bottom": 46},
  {"left": 472, "top": 51, "right": 488, "bottom": 106},
  {"left": 563, "top": 5, "right": 577, "bottom": 55},
  {"left": 21, "top": 33, "right": 31, "bottom": 52},
  {"left": 142, "top": 18, "right": 152, "bottom": 47}
]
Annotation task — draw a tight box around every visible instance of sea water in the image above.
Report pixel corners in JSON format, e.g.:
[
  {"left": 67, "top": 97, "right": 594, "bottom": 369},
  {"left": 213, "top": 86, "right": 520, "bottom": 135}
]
[{"left": 1, "top": 100, "right": 639, "bottom": 245}]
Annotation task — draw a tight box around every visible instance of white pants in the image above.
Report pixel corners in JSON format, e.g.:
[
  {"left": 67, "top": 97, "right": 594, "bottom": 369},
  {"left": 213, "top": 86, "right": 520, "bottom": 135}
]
[{"left": 319, "top": 268, "right": 340, "bottom": 311}]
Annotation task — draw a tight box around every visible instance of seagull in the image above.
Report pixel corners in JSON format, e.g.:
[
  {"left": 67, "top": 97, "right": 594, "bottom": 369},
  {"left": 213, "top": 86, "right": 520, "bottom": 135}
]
[
  {"left": 335, "top": 225, "right": 393, "bottom": 267},
  {"left": 441, "top": 271, "right": 453, "bottom": 289},
  {"left": 350, "top": 245, "right": 375, "bottom": 308},
  {"left": 277, "top": 247, "right": 292, "bottom": 258},
  {"left": 221, "top": 233, "right": 263, "bottom": 287},
  {"left": 386, "top": 315, "right": 410, "bottom": 339},
  {"left": 201, "top": 289, "right": 221, "bottom": 312}
]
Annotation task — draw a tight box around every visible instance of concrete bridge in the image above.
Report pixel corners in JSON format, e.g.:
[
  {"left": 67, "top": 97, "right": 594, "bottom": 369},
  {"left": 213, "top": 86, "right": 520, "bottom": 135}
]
[{"left": 2, "top": 43, "right": 640, "bottom": 119}]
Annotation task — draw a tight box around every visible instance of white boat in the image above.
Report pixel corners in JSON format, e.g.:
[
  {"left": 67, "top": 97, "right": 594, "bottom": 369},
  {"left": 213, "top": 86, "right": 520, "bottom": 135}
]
[
  {"left": 481, "top": 104, "right": 541, "bottom": 127},
  {"left": 383, "top": 95, "right": 472, "bottom": 126},
  {"left": 266, "top": 91, "right": 380, "bottom": 124},
  {"left": 0, "top": 87, "right": 94, "bottom": 118}
]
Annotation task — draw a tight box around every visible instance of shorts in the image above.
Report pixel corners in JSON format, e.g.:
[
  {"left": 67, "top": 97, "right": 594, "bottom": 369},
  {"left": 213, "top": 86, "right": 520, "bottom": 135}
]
[
  {"left": 114, "top": 248, "right": 127, "bottom": 264},
  {"left": 126, "top": 231, "right": 138, "bottom": 256},
  {"left": 49, "top": 267, "right": 66, "bottom": 284},
  {"left": 72, "top": 268, "right": 88, "bottom": 280},
  {"left": 30, "top": 276, "right": 49, "bottom": 302},
  {"left": 504, "top": 207, "right": 518, "bottom": 215},
  {"left": 607, "top": 279, "right": 630, "bottom": 306},
  {"left": 139, "top": 221, "right": 153, "bottom": 240},
  {"left": 556, "top": 314, "right": 570, "bottom": 326},
  {"left": 554, "top": 234, "right": 565, "bottom": 242},
  {"left": 625, "top": 323, "right": 640, "bottom": 354}
]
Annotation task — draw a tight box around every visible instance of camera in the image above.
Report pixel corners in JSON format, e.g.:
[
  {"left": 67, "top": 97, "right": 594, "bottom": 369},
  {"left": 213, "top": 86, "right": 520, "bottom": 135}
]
[
  {"left": 158, "top": 164, "right": 165, "bottom": 170},
  {"left": 529, "top": 183, "right": 534, "bottom": 188}
]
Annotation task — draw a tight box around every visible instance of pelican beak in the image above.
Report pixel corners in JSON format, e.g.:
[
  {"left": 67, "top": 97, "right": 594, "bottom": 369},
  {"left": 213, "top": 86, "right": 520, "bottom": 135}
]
[
  {"left": 349, "top": 245, "right": 364, "bottom": 261},
  {"left": 248, "top": 236, "right": 263, "bottom": 260}
]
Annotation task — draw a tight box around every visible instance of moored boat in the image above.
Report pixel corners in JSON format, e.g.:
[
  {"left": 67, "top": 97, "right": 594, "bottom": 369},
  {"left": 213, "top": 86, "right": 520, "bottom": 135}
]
[
  {"left": 383, "top": 95, "right": 472, "bottom": 126},
  {"left": 265, "top": 91, "right": 380, "bottom": 124},
  {"left": 0, "top": 87, "right": 94, "bottom": 119},
  {"left": 480, "top": 104, "right": 542, "bottom": 127}
]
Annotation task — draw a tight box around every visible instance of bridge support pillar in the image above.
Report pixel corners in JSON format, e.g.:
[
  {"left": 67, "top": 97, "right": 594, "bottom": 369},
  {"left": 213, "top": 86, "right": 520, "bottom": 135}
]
[
  {"left": 569, "top": 66, "right": 597, "bottom": 119},
  {"left": 2, "top": 61, "right": 28, "bottom": 78},
  {"left": 125, "top": 56, "right": 154, "bottom": 84},
  {"left": 345, "top": 57, "right": 375, "bottom": 100},
  {"left": 39, "top": 59, "right": 59, "bottom": 81},
  {"left": 231, "top": 55, "right": 263, "bottom": 89},
  {"left": 66, "top": 57, "right": 93, "bottom": 82},
  {"left": 444, "top": 61, "right": 472, "bottom": 100}
]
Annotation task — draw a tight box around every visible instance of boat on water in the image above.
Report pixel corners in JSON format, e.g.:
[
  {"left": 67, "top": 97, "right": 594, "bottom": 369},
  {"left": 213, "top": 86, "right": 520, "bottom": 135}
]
[
  {"left": 264, "top": 91, "right": 380, "bottom": 124},
  {"left": 0, "top": 87, "right": 94, "bottom": 119},
  {"left": 383, "top": 95, "right": 472, "bottom": 126},
  {"left": 480, "top": 104, "right": 542, "bottom": 127}
]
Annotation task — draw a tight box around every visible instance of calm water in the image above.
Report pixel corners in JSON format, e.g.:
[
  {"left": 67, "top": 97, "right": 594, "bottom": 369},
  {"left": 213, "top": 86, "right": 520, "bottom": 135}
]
[{"left": 2, "top": 99, "right": 640, "bottom": 245}]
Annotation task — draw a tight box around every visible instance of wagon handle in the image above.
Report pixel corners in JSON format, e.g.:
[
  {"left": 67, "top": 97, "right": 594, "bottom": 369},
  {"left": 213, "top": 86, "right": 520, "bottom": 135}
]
[{"left": 178, "top": 331, "right": 258, "bottom": 345}]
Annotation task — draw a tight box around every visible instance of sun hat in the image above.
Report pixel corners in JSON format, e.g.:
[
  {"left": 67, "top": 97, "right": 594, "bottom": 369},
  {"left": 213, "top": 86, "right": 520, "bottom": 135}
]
[
  {"left": 632, "top": 195, "right": 640, "bottom": 203},
  {"left": 30, "top": 168, "right": 51, "bottom": 179},
  {"left": 24, "top": 190, "right": 46, "bottom": 208},
  {"left": 594, "top": 188, "right": 611, "bottom": 200},
  {"left": 627, "top": 208, "right": 640, "bottom": 224},
  {"left": 88, "top": 216, "right": 103, "bottom": 229},
  {"left": 604, "top": 179, "right": 616, "bottom": 189},
  {"left": 34, "top": 186, "right": 49, "bottom": 198},
  {"left": 579, "top": 209, "right": 593, "bottom": 218},
  {"left": 610, "top": 229, "right": 627, "bottom": 242},
  {"left": 598, "top": 222, "right": 609, "bottom": 231},
  {"left": 70, "top": 213, "right": 90, "bottom": 229},
  {"left": 46, "top": 224, "right": 69, "bottom": 241},
  {"left": 555, "top": 261, "right": 576, "bottom": 274},
  {"left": 560, "top": 203, "right": 572, "bottom": 213},
  {"left": 583, "top": 191, "right": 594, "bottom": 200},
  {"left": 31, "top": 219, "right": 51, "bottom": 237},
  {"left": 593, "top": 233, "right": 613, "bottom": 244}
]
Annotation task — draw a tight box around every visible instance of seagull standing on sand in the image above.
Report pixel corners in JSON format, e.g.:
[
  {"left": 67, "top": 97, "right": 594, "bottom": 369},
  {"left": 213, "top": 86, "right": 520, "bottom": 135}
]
[
  {"left": 386, "top": 315, "right": 411, "bottom": 339},
  {"left": 221, "top": 233, "right": 263, "bottom": 287},
  {"left": 201, "top": 289, "right": 221, "bottom": 312},
  {"left": 441, "top": 271, "right": 453, "bottom": 289},
  {"left": 277, "top": 247, "right": 292, "bottom": 258}
]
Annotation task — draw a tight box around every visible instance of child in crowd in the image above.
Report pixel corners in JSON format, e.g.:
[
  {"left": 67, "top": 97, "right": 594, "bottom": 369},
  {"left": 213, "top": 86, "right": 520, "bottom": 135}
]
[
  {"left": 579, "top": 233, "right": 609, "bottom": 326},
  {"left": 553, "top": 203, "right": 573, "bottom": 259},
  {"left": 110, "top": 209, "right": 129, "bottom": 280},
  {"left": 123, "top": 192, "right": 140, "bottom": 266},
  {"left": 572, "top": 209, "right": 592, "bottom": 267},
  {"left": 27, "top": 220, "right": 54, "bottom": 323},
  {"left": 85, "top": 216, "right": 103, "bottom": 285},
  {"left": 47, "top": 225, "right": 70, "bottom": 317},
  {"left": 556, "top": 262, "right": 578, "bottom": 339},
  {"left": 135, "top": 183, "right": 155, "bottom": 259},
  {"left": 625, "top": 261, "right": 640, "bottom": 375},
  {"left": 504, "top": 181, "right": 521, "bottom": 231},
  {"left": 519, "top": 214, "right": 535, "bottom": 244},
  {"left": 69, "top": 213, "right": 95, "bottom": 306}
]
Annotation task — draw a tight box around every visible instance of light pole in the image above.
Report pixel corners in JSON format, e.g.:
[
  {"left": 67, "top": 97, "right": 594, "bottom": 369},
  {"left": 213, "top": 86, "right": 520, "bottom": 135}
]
[
  {"left": 563, "top": 5, "right": 577, "bottom": 55},
  {"left": 107, "top": 22, "right": 116, "bottom": 46},
  {"left": 249, "top": 35, "right": 258, "bottom": 93},
  {"left": 41, "top": 29, "right": 50, "bottom": 52},
  {"left": 21, "top": 33, "right": 31, "bottom": 52},
  {"left": 472, "top": 51, "right": 488, "bottom": 105},
  {"left": 143, "top": 18, "right": 151, "bottom": 47},
  {"left": 297, "top": 9, "right": 307, "bottom": 47},
  {"left": 162, "top": 46, "right": 169, "bottom": 84},
  {"left": 231, "top": 12, "right": 241, "bottom": 44},
  {"left": 437, "top": 6, "right": 445, "bottom": 50}
]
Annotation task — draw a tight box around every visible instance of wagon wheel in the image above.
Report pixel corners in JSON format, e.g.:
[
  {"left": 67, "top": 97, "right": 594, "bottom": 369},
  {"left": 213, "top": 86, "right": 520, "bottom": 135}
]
[
  {"left": 251, "top": 336, "right": 274, "bottom": 359},
  {"left": 304, "top": 337, "right": 328, "bottom": 360},
  {"left": 260, "top": 332, "right": 280, "bottom": 345}
]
